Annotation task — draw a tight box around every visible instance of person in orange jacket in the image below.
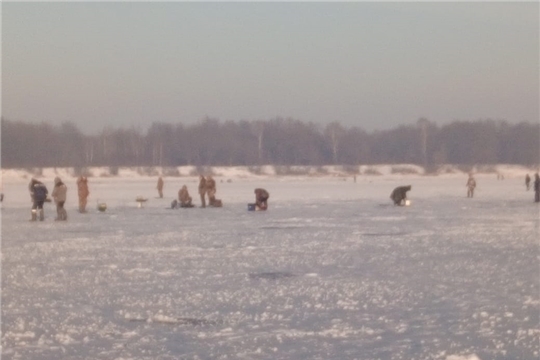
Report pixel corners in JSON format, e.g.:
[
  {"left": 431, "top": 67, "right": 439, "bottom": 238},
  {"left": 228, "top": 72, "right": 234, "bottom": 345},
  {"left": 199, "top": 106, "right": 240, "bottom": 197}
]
[{"left": 77, "top": 176, "right": 90, "bottom": 213}]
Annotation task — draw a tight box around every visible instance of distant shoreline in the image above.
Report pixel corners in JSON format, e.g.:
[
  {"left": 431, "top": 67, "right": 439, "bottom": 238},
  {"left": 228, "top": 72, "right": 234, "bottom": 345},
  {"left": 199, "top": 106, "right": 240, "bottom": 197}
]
[{"left": 2, "top": 164, "right": 536, "bottom": 183}]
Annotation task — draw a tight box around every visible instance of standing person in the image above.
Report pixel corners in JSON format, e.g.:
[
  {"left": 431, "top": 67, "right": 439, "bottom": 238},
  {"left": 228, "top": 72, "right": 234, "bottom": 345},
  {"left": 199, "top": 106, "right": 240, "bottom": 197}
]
[
  {"left": 466, "top": 174, "right": 476, "bottom": 198},
  {"left": 254, "top": 188, "right": 269, "bottom": 210},
  {"left": 198, "top": 175, "right": 207, "bottom": 208},
  {"left": 77, "top": 176, "right": 90, "bottom": 213},
  {"left": 157, "top": 176, "right": 164, "bottom": 198},
  {"left": 52, "top": 176, "right": 68, "bottom": 221},
  {"left": 178, "top": 185, "right": 193, "bottom": 208},
  {"left": 206, "top": 175, "right": 217, "bottom": 206},
  {"left": 534, "top": 173, "right": 540, "bottom": 203},
  {"left": 29, "top": 178, "right": 48, "bottom": 221},
  {"left": 525, "top": 174, "right": 531, "bottom": 191}
]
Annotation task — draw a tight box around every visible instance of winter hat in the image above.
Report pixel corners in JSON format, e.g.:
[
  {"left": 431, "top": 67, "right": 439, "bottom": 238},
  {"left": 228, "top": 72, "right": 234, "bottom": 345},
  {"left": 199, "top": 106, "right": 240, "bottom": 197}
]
[{"left": 54, "top": 176, "right": 61, "bottom": 185}]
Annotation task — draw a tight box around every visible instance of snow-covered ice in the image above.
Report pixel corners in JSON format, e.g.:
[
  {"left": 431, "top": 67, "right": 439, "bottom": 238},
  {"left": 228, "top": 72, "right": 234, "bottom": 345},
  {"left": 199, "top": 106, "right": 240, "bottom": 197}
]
[{"left": 1, "top": 171, "right": 539, "bottom": 359}]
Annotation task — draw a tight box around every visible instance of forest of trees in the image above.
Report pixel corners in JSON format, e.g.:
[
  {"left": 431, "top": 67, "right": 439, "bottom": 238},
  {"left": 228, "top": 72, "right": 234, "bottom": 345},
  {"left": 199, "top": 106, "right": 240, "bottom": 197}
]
[{"left": 1, "top": 117, "right": 539, "bottom": 171}]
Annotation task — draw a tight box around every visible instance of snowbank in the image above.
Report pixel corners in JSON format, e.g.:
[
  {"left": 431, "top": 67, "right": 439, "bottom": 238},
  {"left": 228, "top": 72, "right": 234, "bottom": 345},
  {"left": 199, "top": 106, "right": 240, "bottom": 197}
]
[{"left": 1, "top": 164, "right": 536, "bottom": 184}]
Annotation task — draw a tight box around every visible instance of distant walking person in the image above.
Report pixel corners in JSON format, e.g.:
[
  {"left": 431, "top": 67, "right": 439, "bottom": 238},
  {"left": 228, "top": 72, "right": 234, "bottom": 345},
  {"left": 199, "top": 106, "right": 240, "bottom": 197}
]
[
  {"left": 534, "top": 173, "right": 540, "bottom": 203},
  {"left": 77, "top": 176, "right": 89, "bottom": 213},
  {"left": 525, "top": 174, "right": 531, "bottom": 191},
  {"left": 198, "top": 175, "right": 207, "bottom": 208},
  {"left": 157, "top": 176, "right": 164, "bottom": 198},
  {"left": 466, "top": 174, "right": 476, "bottom": 198},
  {"left": 254, "top": 188, "right": 269, "bottom": 210},
  {"left": 29, "top": 178, "right": 48, "bottom": 221},
  {"left": 52, "top": 176, "right": 68, "bottom": 221}
]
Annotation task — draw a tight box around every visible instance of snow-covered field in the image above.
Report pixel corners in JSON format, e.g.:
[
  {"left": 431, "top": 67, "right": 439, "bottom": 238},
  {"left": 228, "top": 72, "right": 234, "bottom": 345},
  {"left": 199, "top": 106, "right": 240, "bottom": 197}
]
[{"left": 1, "top": 170, "right": 539, "bottom": 360}]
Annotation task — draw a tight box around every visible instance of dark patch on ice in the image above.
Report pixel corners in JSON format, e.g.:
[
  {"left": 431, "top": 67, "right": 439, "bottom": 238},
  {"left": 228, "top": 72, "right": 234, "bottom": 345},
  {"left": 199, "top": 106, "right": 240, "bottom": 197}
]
[
  {"left": 260, "top": 226, "right": 303, "bottom": 230},
  {"left": 127, "top": 318, "right": 147, "bottom": 323},
  {"left": 128, "top": 317, "right": 222, "bottom": 326},
  {"left": 176, "top": 317, "right": 222, "bottom": 326},
  {"left": 249, "top": 271, "right": 296, "bottom": 280},
  {"left": 363, "top": 232, "right": 409, "bottom": 237}
]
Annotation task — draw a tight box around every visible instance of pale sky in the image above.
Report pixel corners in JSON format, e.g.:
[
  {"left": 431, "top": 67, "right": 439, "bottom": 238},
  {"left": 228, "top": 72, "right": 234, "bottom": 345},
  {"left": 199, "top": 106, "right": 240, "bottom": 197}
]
[{"left": 2, "top": 1, "right": 538, "bottom": 134}]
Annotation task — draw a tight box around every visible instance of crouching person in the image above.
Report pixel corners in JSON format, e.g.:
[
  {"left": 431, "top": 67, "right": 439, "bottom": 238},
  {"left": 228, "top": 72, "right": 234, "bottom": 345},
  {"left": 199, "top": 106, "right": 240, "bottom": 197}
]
[
  {"left": 390, "top": 185, "right": 411, "bottom": 206},
  {"left": 52, "top": 176, "right": 68, "bottom": 221},
  {"left": 178, "top": 185, "right": 194, "bottom": 208},
  {"left": 254, "top": 188, "right": 269, "bottom": 210},
  {"left": 206, "top": 175, "right": 217, "bottom": 206},
  {"left": 29, "top": 178, "right": 48, "bottom": 221}
]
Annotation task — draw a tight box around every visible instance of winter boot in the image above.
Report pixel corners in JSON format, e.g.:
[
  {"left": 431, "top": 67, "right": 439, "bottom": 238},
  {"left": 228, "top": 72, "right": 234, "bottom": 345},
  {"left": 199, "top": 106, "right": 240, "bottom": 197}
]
[
  {"left": 39, "top": 209, "right": 45, "bottom": 221},
  {"left": 30, "top": 209, "right": 37, "bottom": 221}
]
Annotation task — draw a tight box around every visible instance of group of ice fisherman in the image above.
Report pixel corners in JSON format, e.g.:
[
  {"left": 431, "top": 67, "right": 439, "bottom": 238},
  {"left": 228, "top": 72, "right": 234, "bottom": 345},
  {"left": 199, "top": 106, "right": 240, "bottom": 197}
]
[
  {"left": 28, "top": 176, "right": 89, "bottom": 221},
  {"left": 390, "top": 173, "right": 540, "bottom": 206},
  {"left": 167, "top": 175, "right": 269, "bottom": 211},
  {"left": 27, "top": 175, "right": 269, "bottom": 222},
  {"left": 390, "top": 174, "right": 480, "bottom": 206},
  {"left": 25, "top": 172, "right": 540, "bottom": 222}
]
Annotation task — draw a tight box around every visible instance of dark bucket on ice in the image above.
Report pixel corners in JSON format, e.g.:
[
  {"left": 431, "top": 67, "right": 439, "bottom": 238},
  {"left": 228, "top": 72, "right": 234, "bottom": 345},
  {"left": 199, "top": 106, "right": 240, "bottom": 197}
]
[{"left": 247, "top": 203, "right": 256, "bottom": 211}]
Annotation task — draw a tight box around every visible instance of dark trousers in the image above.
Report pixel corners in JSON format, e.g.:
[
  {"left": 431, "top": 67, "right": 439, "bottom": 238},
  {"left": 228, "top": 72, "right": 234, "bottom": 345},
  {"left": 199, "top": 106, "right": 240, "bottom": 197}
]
[
  {"left": 199, "top": 193, "right": 206, "bottom": 208},
  {"left": 32, "top": 200, "right": 45, "bottom": 210},
  {"left": 56, "top": 201, "right": 67, "bottom": 220}
]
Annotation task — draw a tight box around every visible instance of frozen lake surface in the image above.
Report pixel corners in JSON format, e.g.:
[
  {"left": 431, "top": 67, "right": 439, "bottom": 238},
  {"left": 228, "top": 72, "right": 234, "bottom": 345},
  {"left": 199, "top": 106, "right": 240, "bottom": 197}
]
[{"left": 2, "top": 175, "right": 539, "bottom": 359}]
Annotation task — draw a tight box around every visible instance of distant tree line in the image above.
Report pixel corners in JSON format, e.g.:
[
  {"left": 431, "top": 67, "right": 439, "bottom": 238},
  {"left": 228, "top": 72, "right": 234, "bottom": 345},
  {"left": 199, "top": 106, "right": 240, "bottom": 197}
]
[{"left": 1, "top": 117, "right": 539, "bottom": 170}]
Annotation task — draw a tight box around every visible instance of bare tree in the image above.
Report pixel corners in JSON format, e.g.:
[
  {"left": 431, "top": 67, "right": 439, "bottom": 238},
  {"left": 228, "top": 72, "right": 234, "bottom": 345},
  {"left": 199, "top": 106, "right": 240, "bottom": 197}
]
[{"left": 324, "top": 122, "right": 345, "bottom": 164}]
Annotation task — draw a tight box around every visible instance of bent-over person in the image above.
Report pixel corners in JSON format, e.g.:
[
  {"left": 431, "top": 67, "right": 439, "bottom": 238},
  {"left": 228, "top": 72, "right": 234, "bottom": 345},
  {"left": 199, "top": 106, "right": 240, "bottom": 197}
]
[
  {"left": 390, "top": 185, "right": 411, "bottom": 206},
  {"left": 254, "top": 188, "right": 269, "bottom": 210},
  {"left": 178, "top": 185, "right": 194, "bottom": 208}
]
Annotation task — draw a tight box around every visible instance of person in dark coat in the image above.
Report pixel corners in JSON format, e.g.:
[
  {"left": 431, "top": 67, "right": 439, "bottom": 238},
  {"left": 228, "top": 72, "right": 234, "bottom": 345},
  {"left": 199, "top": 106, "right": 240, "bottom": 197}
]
[
  {"left": 525, "top": 174, "right": 531, "bottom": 191},
  {"left": 254, "top": 188, "right": 269, "bottom": 210},
  {"left": 29, "top": 178, "right": 48, "bottom": 221},
  {"left": 534, "top": 173, "right": 540, "bottom": 203},
  {"left": 390, "top": 185, "right": 411, "bottom": 206}
]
